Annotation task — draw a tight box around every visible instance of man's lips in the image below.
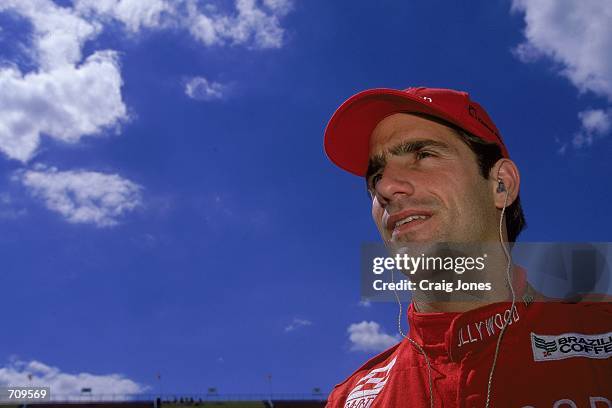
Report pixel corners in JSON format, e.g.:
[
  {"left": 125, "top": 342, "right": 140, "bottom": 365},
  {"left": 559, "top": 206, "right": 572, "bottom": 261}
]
[{"left": 385, "top": 210, "right": 433, "bottom": 237}]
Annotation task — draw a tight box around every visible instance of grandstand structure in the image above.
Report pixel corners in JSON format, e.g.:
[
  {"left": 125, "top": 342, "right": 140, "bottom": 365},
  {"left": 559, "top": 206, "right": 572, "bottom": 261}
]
[{"left": 0, "top": 395, "right": 327, "bottom": 408}]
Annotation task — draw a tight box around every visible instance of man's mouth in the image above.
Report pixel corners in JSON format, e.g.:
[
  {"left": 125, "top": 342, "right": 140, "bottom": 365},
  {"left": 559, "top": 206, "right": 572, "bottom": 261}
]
[
  {"left": 386, "top": 211, "right": 433, "bottom": 238},
  {"left": 395, "top": 214, "right": 429, "bottom": 228}
]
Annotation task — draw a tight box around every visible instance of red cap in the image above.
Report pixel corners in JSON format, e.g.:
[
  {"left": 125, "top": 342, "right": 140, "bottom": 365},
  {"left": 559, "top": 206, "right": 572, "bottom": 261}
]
[{"left": 324, "top": 87, "right": 509, "bottom": 176}]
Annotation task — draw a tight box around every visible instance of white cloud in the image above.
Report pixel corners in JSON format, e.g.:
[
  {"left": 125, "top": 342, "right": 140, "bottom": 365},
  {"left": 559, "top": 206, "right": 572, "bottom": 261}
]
[
  {"left": 0, "top": 0, "right": 292, "bottom": 163},
  {"left": 358, "top": 299, "right": 371, "bottom": 308},
  {"left": 0, "top": 51, "right": 127, "bottom": 162},
  {"left": 0, "top": 0, "right": 292, "bottom": 224},
  {"left": 74, "top": 0, "right": 174, "bottom": 33},
  {"left": 185, "top": 76, "right": 226, "bottom": 101},
  {"left": 348, "top": 321, "right": 399, "bottom": 352},
  {"left": 511, "top": 0, "right": 612, "bottom": 100},
  {"left": 263, "top": 0, "right": 293, "bottom": 16},
  {"left": 572, "top": 108, "right": 612, "bottom": 148},
  {"left": 284, "top": 317, "right": 312, "bottom": 332},
  {"left": 578, "top": 108, "right": 612, "bottom": 135},
  {"left": 186, "top": 0, "right": 289, "bottom": 49},
  {"left": 0, "top": 192, "right": 27, "bottom": 220},
  {"left": 0, "top": 0, "right": 101, "bottom": 70},
  {"left": 0, "top": 359, "right": 147, "bottom": 399},
  {"left": 0, "top": 1, "right": 127, "bottom": 163},
  {"left": 511, "top": 0, "right": 612, "bottom": 150},
  {"left": 74, "top": 0, "right": 291, "bottom": 49},
  {"left": 16, "top": 165, "right": 142, "bottom": 227}
]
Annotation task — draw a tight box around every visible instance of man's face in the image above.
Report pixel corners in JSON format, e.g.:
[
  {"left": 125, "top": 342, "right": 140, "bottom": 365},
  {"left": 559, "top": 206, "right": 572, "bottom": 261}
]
[{"left": 368, "top": 113, "right": 499, "bottom": 245}]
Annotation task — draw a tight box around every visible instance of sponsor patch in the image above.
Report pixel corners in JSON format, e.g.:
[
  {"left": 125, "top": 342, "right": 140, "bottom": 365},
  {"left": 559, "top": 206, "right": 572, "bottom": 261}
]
[
  {"left": 531, "top": 331, "right": 612, "bottom": 362},
  {"left": 344, "top": 357, "right": 396, "bottom": 408}
]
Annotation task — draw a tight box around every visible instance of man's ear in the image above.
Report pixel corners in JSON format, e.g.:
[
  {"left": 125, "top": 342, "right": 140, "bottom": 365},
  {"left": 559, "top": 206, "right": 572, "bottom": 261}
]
[{"left": 490, "top": 159, "right": 520, "bottom": 209}]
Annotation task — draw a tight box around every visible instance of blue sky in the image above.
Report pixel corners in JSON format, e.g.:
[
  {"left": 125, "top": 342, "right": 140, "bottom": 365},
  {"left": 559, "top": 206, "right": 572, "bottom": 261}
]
[{"left": 0, "top": 0, "right": 611, "bottom": 399}]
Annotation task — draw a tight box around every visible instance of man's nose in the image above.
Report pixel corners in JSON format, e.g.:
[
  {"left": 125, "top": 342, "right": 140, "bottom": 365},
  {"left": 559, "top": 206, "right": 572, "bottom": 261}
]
[{"left": 374, "top": 166, "right": 415, "bottom": 205}]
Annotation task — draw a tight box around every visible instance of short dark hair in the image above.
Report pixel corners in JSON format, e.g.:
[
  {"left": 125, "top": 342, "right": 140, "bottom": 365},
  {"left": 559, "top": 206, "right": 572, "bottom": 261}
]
[
  {"left": 366, "top": 113, "right": 527, "bottom": 242},
  {"left": 454, "top": 128, "right": 526, "bottom": 242}
]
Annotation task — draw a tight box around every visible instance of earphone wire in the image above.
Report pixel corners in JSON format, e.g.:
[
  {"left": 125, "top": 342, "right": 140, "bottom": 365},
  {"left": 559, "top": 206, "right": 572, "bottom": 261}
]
[
  {"left": 484, "top": 182, "right": 515, "bottom": 408},
  {"left": 385, "top": 177, "right": 513, "bottom": 408},
  {"left": 390, "top": 256, "right": 435, "bottom": 408}
]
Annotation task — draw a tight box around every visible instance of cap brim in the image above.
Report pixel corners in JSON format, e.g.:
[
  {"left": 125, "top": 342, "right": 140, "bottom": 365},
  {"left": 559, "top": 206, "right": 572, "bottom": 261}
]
[{"left": 324, "top": 88, "right": 465, "bottom": 177}]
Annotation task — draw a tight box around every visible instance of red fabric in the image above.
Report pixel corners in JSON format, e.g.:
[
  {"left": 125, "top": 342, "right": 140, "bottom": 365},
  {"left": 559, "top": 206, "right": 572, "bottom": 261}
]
[{"left": 326, "top": 299, "right": 612, "bottom": 407}]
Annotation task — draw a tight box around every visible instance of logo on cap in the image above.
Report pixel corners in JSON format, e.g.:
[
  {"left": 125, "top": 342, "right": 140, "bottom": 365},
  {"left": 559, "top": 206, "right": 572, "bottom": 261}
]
[{"left": 467, "top": 105, "right": 505, "bottom": 148}]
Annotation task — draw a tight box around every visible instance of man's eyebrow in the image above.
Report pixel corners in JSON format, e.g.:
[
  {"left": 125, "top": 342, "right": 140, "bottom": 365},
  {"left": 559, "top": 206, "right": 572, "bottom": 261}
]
[
  {"left": 366, "top": 139, "right": 451, "bottom": 183},
  {"left": 388, "top": 139, "right": 451, "bottom": 156}
]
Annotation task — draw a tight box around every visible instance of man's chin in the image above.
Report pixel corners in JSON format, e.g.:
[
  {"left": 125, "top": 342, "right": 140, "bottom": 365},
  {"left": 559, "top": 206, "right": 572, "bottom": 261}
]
[
  {"left": 388, "top": 231, "right": 444, "bottom": 247},
  {"left": 387, "top": 238, "right": 441, "bottom": 259}
]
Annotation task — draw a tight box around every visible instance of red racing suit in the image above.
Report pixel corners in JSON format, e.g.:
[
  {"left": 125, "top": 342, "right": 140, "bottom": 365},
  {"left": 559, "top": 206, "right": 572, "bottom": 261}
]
[{"left": 326, "top": 275, "right": 611, "bottom": 407}]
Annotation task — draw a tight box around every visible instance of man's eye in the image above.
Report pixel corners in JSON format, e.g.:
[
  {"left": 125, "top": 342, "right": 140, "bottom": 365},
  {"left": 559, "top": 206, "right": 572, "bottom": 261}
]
[
  {"left": 416, "top": 150, "right": 434, "bottom": 160},
  {"left": 371, "top": 173, "right": 382, "bottom": 188}
]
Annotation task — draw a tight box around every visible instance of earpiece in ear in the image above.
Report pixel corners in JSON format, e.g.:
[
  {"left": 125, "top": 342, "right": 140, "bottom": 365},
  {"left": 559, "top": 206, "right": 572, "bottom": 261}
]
[{"left": 497, "top": 179, "right": 506, "bottom": 193}]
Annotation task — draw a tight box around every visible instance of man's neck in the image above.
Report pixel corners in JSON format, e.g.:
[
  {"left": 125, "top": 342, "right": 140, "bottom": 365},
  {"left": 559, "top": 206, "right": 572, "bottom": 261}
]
[{"left": 411, "top": 253, "right": 516, "bottom": 314}]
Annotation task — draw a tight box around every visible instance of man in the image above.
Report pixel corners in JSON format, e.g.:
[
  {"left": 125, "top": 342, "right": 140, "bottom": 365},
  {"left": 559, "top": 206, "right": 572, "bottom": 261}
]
[{"left": 323, "top": 87, "right": 611, "bottom": 407}]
